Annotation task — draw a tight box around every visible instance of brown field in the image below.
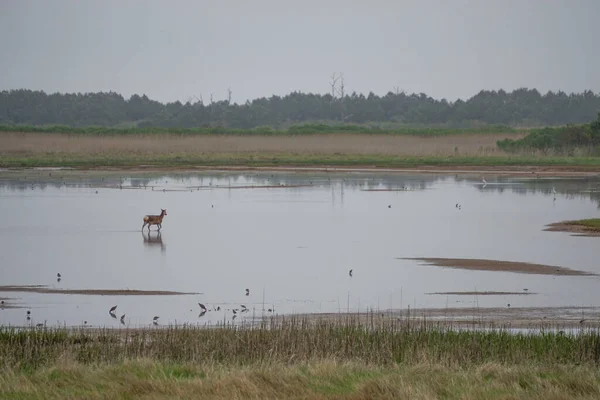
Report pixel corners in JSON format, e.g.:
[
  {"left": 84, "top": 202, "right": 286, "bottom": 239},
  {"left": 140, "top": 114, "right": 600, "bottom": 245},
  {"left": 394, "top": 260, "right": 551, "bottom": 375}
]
[
  {"left": 401, "top": 257, "right": 597, "bottom": 276},
  {"left": 0, "top": 131, "right": 523, "bottom": 156}
]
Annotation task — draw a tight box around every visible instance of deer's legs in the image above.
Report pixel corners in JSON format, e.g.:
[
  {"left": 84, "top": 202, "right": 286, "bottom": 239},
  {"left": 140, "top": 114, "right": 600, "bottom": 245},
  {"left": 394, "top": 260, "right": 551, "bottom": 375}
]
[{"left": 142, "top": 222, "right": 147, "bottom": 231}]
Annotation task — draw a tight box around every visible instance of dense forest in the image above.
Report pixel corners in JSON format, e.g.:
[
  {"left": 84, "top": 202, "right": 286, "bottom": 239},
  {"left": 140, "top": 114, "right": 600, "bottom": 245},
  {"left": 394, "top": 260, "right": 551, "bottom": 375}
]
[{"left": 1, "top": 88, "right": 599, "bottom": 129}]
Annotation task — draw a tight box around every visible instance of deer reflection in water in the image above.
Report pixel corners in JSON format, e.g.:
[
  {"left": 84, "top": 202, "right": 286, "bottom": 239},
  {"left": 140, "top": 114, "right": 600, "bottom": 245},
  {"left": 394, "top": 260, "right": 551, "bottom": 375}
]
[{"left": 142, "top": 231, "right": 166, "bottom": 252}]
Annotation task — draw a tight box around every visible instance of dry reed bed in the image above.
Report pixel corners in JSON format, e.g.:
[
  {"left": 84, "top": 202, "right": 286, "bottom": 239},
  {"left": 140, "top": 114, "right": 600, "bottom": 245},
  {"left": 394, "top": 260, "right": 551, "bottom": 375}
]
[
  {"left": 2, "top": 317, "right": 600, "bottom": 370},
  {"left": 0, "top": 132, "right": 523, "bottom": 157}
]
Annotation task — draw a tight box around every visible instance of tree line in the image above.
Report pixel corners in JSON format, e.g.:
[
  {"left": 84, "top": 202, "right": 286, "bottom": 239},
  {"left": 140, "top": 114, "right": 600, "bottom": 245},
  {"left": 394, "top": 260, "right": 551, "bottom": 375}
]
[{"left": 1, "top": 88, "right": 599, "bottom": 129}]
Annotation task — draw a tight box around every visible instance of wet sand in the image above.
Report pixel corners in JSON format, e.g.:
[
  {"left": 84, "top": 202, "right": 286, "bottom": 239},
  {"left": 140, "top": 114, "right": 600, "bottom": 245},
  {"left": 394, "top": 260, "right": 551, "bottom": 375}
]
[
  {"left": 214, "top": 184, "right": 314, "bottom": 189},
  {"left": 0, "top": 297, "right": 23, "bottom": 309},
  {"left": 401, "top": 257, "right": 597, "bottom": 276},
  {"left": 361, "top": 188, "right": 412, "bottom": 192},
  {"left": 285, "top": 306, "right": 600, "bottom": 329},
  {"left": 426, "top": 291, "right": 536, "bottom": 296},
  {"left": 0, "top": 285, "right": 200, "bottom": 296},
  {"left": 544, "top": 222, "right": 600, "bottom": 237}
]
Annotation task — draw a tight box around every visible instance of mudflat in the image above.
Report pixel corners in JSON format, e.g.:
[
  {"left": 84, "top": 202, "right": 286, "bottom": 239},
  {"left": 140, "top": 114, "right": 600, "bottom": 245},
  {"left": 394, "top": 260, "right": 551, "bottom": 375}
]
[
  {"left": 289, "top": 306, "right": 600, "bottom": 329},
  {"left": 401, "top": 257, "right": 596, "bottom": 276},
  {"left": 0, "top": 285, "right": 200, "bottom": 296},
  {"left": 426, "top": 291, "right": 536, "bottom": 296},
  {"left": 544, "top": 221, "right": 600, "bottom": 237}
]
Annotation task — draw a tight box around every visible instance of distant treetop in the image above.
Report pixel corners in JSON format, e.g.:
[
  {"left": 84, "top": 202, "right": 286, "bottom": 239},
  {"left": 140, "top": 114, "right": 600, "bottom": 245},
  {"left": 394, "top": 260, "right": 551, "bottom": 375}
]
[{"left": 0, "top": 88, "right": 598, "bottom": 128}]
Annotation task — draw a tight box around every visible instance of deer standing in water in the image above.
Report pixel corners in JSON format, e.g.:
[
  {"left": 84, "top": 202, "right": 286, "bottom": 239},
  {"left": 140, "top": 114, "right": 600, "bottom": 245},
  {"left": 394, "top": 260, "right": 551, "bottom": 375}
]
[{"left": 142, "top": 209, "right": 167, "bottom": 231}]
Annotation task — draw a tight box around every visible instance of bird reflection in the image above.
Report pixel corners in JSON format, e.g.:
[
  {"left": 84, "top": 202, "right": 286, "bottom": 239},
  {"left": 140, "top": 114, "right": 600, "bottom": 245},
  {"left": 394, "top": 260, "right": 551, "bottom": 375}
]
[{"left": 142, "top": 231, "right": 166, "bottom": 252}]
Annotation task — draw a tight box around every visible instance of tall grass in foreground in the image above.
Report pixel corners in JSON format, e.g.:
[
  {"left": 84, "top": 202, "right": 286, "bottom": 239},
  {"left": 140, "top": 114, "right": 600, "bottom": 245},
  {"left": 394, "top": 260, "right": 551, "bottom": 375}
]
[
  {"left": 2, "top": 318, "right": 600, "bottom": 371},
  {"left": 3, "top": 361, "right": 600, "bottom": 399}
]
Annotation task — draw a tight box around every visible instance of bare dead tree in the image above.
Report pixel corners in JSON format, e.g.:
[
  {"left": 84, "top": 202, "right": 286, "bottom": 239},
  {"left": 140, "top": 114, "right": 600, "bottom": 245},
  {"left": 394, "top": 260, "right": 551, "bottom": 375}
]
[
  {"left": 209, "top": 93, "right": 214, "bottom": 104},
  {"left": 329, "top": 73, "right": 339, "bottom": 100},
  {"left": 191, "top": 94, "right": 202, "bottom": 105},
  {"left": 227, "top": 87, "right": 232, "bottom": 104},
  {"left": 337, "top": 73, "right": 345, "bottom": 99},
  {"left": 393, "top": 86, "right": 404, "bottom": 95},
  {"left": 336, "top": 73, "right": 346, "bottom": 121}
]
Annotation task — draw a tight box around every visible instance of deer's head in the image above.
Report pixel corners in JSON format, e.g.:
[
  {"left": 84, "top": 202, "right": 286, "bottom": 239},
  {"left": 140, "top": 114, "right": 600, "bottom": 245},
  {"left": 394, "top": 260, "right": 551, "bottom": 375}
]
[{"left": 161, "top": 209, "right": 167, "bottom": 216}]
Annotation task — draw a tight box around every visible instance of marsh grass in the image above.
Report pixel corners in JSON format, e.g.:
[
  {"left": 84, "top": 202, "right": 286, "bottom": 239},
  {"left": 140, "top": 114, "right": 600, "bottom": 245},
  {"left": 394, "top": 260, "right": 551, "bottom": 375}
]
[
  {"left": 2, "top": 317, "right": 600, "bottom": 371},
  {"left": 3, "top": 131, "right": 600, "bottom": 168},
  {"left": 3, "top": 318, "right": 600, "bottom": 398}
]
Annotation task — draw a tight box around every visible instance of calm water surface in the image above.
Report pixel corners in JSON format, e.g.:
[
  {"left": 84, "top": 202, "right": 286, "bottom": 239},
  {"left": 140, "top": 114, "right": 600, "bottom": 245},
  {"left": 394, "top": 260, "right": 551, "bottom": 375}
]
[{"left": 0, "top": 170, "right": 599, "bottom": 328}]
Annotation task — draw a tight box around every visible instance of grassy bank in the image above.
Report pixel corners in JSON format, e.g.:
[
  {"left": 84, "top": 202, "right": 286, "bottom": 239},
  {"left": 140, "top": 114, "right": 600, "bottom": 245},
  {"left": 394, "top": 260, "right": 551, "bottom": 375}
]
[
  {"left": 564, "top": 219, "right": 600, "bottom": 231},
  {"left": 3, "top": 152, "right": 600, "bottom": 169},
  {"left": 0, "top": 123, "right": 518, "bottom": 136},
  {"left": 545, "top": 219, "right": 600, "bottom": 236},
  {"left": 2, "top": 319, "right": 600, "bottom": 398}
]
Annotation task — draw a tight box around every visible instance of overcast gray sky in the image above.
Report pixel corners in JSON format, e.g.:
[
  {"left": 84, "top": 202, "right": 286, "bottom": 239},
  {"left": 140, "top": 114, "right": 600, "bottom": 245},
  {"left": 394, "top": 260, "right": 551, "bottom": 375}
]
[{"left": 1, "top": 0, "right": 599, "bottom": 104}]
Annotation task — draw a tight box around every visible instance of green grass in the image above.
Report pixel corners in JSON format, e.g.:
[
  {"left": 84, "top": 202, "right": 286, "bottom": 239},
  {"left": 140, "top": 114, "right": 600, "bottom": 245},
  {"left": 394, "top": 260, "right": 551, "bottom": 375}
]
[
  {"left": 2, "top": 361, "right": 600, "bottom": 399},
  {"left": 2, "top": 153, "right": 600, "bottom": 169},
  {"left": 0, "top": 123, "right": 518, "bottom": 136},
  {"left": 2, "top": 319, "right": 600, "bottom": 399}
]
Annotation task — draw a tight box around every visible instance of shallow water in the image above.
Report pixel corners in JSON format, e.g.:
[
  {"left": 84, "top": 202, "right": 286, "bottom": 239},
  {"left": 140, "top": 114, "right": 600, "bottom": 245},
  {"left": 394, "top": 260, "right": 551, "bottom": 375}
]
[{"left": 0, "top": 169, "right": 599, "bottom": 328}]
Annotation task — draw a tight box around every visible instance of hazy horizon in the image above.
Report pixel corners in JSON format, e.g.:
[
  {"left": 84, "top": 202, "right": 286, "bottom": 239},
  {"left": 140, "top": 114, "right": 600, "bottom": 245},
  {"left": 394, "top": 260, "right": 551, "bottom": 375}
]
[{"left": 1, "top": 0, "right": 599, "bottom": 104}]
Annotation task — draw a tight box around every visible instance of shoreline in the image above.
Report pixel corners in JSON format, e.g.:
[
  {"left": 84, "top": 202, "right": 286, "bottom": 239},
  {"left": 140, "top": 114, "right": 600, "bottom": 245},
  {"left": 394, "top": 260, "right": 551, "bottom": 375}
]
[
  {"left": 4, "top": 306, "right": 599, "bottom": 331},
  {"left": 2, "top": 164, "right": 600, "bottom": 177},
  {"left": 282, "top": 306, "right": 600, "bottom": 330}
]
